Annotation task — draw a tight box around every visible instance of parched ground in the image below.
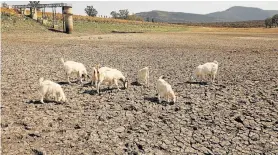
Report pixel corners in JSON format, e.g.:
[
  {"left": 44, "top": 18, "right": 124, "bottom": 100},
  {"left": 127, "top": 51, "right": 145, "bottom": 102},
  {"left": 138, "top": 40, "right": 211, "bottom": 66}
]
[{"left": 1, "top": 30, "right": 278, "bottom": 154}]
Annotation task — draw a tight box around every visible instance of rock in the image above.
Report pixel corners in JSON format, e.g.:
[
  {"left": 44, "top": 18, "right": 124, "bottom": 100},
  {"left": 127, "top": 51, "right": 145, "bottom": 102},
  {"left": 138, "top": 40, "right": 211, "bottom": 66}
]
[
  {"left": 74, "top": 124, "right": 81, "bottom": 129},
  {"left": 250, "top": 132, "right": 259, "bottom": 141},
  {"left": 115, "top": 126, "right": 125, "bottom": 133},
  {"left": 32, "top": 148, "right": 45, "bottom": 155},
  {"left": 234, "top": 116, "right": 244, "bottom": 124},
  {"left": 28, "top": 131, "right": 41, "bottom": 138}
]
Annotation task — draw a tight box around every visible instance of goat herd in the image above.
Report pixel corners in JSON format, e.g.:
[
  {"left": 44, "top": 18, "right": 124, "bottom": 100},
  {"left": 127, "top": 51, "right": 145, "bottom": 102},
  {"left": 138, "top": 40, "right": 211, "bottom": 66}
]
[{"left": 39, "top": 58, "right": 219, "bottom": 104}]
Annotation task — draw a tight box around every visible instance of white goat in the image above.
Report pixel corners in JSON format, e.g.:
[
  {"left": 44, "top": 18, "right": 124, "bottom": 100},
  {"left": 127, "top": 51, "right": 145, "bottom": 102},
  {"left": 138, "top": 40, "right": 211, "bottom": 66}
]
[
  {"left": 94, "top": 65, "right": 128, "bottom": 94},
  {"left": 156, "top": 76, "right": 176, "bottom": 103},
  {"left": 91, "top": 65, "right": 113, "bottom": 88},
  {"left": 137, "top": 67, "right": 149, "bottom": 87},
  {"left": 39, "top": 77, "right": 66, "bottom": 103},
  {"left": 61, "top": 58, "right": 89, "bottom": 84},
  {"left": 193, "top": 60, "right": 219, "bottom": 83}
]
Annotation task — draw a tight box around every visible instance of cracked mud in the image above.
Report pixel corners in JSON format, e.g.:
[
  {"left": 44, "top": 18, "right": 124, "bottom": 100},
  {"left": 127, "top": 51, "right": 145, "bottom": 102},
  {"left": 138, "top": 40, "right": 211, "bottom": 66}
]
[{"left": 2, "top": 32, "right": 278, "bottom": 154}]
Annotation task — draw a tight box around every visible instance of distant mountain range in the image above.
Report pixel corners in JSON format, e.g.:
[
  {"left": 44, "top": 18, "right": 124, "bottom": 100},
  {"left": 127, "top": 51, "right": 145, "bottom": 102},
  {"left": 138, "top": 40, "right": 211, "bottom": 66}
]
[{"left": 135, "top": 6, "right": 278, "bottom": 23}]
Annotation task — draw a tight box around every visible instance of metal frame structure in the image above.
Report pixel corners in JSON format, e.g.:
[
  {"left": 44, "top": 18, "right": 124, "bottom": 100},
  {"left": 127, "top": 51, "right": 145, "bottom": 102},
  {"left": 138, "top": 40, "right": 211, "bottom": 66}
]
[
  {"left": 12, "top": 3, "right": 72, "bottom": 9},
  {"left": 12, "top": 3, "right": 72, "bottom": 31}
]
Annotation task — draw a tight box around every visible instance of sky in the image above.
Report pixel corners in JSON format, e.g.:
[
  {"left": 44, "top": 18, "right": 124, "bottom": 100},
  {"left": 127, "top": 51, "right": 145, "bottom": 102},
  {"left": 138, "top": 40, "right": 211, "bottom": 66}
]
[{"left": 6, "top": 1, "right": 278, "bottom": 17}]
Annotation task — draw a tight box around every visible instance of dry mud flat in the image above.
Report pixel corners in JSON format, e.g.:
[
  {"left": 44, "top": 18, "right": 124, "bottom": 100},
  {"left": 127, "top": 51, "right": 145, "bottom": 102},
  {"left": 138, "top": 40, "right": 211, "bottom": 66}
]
[{"left": 1, "top": 32, "right": 278, "bottom": 154}]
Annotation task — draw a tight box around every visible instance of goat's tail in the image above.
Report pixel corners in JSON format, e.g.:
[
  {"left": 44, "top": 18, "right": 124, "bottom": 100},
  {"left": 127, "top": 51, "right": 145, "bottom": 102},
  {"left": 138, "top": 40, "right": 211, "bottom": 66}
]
[
  {"left": 39, "top": 77, "right": 44, "bottom": 86},
  {"left": 60, "top": 58, "right": 65, "bottom": 64},
  {"left": 159, "top": 75, "right": 164, "bottom": 79}
]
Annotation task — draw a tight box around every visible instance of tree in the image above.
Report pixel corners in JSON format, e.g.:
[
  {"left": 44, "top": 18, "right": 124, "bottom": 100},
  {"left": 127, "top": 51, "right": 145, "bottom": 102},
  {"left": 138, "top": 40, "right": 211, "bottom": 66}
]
[
  {"left": 272, "top": 14, "right": 278, "bottom": 26},
  {"left": 110, "top": 11, "right": 119, "bottom": 18},
  {"left": 152, "top": 18, "right": 154, "bottom": 22},
  {"left": 146, "top": 17, "right": 150, "bottom": 22},
  {"left": 85, "top": 6, "right": 98, "bottom": 17},
  {"left": 2, "top": 2, "right": 8, "bottom": 8},
  {"left": 265, "top": 17, "right": 272, "bottom": 28},
  {"left": 118, "top": 9, "right": 129, "bottom": 19},
  {"left": 111, "top": 9, "right": 132, "bottom": 20}
]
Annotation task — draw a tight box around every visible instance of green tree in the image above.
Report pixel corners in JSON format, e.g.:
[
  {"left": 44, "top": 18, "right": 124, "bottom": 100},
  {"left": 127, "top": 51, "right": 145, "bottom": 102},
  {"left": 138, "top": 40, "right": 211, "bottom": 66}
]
[
  {"left": 272, "top": 14, "right": 278, "bottom": 26},
  {"left": 1, "top": 2, "right": 8, "bottom": 8},
  {"left": 152, "top": 18, "right": 154, "bottom": 22},
  {"left": 118, "top": 9, "right": 129, "bottom": 19},
  {"left": 85, "top": 6, "right": 98, "bottom": 17},
  {"left": 265, "top": 17, "right": 272, "bottom": 28},
  {"left": 110, "top": 11, "right": 119, "bottom": 18}
]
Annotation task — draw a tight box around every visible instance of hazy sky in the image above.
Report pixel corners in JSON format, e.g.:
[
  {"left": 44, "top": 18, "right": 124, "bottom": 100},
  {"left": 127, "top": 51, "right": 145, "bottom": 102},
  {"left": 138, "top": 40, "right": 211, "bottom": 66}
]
[{"left": 6, "top": 1, "right": 278, "bottom": 16}]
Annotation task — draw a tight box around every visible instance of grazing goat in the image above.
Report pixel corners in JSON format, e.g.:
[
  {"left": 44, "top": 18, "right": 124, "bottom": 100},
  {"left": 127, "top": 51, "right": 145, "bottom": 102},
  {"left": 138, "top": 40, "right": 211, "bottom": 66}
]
[
  {"left": 137, "top": 66, "right": 149, "bottom": 87},
  {"left": 39, "top": 77, "right": 66, "bottom": 103},
  {"left": 91, "top": 65, "right": 113, "bottom": 88},
  {"left": 61, "top": 58, "right": 89, "bottom": 84},
  {"left": 157, "top": 76, "right": 176, "bottom": 103},
  {"left": 193, "top": 60, "right": 219, "bottom": 83},
  {"left": 94, "top": 65, "right": 128, "bottom": 94}
]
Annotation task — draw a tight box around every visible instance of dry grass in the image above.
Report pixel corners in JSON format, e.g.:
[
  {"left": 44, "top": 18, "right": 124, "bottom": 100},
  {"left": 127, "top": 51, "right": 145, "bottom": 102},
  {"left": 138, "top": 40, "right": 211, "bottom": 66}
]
[
  {"left": 187, "top": 26, "right": 278, "bottom": 33},
  {"left": 2, "top": 7, "right": 278, "bottom": 34}
]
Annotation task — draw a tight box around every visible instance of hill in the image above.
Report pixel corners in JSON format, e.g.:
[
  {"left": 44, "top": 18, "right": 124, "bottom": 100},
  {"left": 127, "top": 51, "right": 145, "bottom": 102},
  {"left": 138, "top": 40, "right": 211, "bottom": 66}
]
[
  {"left": 136, "top": 6, "right": 278, "bottom": 23},
  {"left": 135, "top": 10, "right": 217, "bottom": 23},
  {"left": 207, "top": 6, "right": 278, "bottom": 22}
]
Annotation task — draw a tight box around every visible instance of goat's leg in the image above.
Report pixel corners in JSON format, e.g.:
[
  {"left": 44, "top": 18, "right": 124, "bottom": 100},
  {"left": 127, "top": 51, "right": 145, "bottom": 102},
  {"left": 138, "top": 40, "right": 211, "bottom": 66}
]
[
  {"left": 114, "top": 79, "right": 120, "bottom": 91},
  {"left": 91, "top": 79, "right": 94, "bottom": 86},
  {"left": 167, "top": 94, "right": 170, "bottom": 103},
  {"left": 201, "top": 74, "right": 205, "bottom": 82},
  {"left": 67, "top": 73, "right": 71, "bottom": 84},
  {"left": 212, "top": 74, "right": 216, "bottom": 83},
  {"left": 78, "top": 72, "right": 83, "bottom": 84},
  {"left": 145, "top": 78, "right": 149, "bottom": 88},
  {"left": 97, "top": 82, "right": 100, "bottom": 94},
  {"left": 95, "top": 81, "right": 98, "bottom": 90},
  {"left": 97, "top": 80, "right": 103, "bottom": 94},
  {"left": 158, "top": 94, "right": 161, "bottom": 103},
  {"left": 108, "top": 81, "right": 112, "bottom": 90},
  {"left": 173, "top": 96, "right": 176, "bottom": 103},
  {"left": 40, "top": 94, "right": 45, "bottom": 104}
]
